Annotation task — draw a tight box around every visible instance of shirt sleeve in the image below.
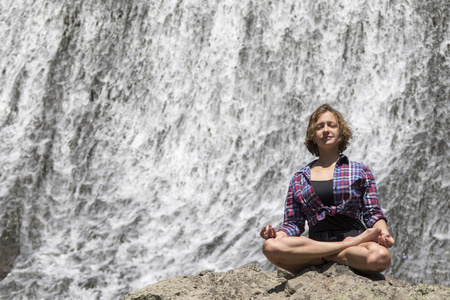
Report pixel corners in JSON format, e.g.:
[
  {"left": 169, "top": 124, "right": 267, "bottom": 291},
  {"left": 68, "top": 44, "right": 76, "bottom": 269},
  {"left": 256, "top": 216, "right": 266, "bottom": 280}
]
[
  {"left": 277, "top": 176, "right": 306, "bottom": 236},
  {"left": 361, "top": 165, "right": 387, "bottom": 227}
]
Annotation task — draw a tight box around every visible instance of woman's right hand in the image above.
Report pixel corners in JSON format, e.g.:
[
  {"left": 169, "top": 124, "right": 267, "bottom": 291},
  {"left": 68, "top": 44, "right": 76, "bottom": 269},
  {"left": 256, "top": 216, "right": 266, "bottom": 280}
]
[{"left": 260, "top": 225, "right": 277, "bottom": 240}]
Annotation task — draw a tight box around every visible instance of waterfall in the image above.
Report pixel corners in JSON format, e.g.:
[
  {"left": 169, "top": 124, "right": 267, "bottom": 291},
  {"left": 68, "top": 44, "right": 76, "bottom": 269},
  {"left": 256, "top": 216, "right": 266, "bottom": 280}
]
[{"left": 0, "top": 0, "right": 448, "bottom": 298}]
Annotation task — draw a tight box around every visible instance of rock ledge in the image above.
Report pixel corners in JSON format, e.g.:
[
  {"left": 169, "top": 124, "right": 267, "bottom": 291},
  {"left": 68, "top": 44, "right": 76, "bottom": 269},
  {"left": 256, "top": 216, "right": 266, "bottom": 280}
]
[{"left": 120, "top": 262, "right": 449, "bottom": 299}]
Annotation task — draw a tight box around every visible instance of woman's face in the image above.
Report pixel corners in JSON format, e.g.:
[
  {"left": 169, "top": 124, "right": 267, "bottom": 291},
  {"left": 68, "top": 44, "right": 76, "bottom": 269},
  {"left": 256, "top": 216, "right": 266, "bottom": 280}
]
[{"left": 313, "top": 111, "right": 340, "bottom": 151}]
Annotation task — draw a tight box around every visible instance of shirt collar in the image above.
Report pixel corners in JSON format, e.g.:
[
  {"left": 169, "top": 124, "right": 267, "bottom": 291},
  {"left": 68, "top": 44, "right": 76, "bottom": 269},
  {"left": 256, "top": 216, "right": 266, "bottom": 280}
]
[{"left": 336, "top": 154, "right": 349, "bottom": 166}]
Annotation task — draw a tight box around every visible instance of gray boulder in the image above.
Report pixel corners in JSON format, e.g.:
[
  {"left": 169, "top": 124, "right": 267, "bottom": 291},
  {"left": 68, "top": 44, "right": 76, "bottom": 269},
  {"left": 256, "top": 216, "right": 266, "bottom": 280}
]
[{"left": 120, "top": 262, "right": 450, "bottom": 299}]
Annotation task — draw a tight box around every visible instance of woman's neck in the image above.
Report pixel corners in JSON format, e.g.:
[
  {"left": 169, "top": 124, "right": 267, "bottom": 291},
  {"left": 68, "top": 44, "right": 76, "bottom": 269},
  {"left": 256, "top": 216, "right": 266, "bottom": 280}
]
[{"left": 315, "top": 151, "right": 341, "bottom": 167}]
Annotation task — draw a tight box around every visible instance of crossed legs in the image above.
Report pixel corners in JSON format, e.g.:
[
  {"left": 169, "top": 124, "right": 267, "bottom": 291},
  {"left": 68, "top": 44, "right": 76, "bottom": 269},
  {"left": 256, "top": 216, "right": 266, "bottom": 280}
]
[{"left": 263, "top": 228, "right": 391, "bottom": 275}]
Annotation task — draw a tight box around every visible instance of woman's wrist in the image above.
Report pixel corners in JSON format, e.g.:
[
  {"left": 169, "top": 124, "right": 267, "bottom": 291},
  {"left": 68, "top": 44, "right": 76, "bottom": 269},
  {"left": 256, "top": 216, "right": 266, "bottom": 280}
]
[{"left": 276, "top": 231, "right": 288, "bottom": 238}]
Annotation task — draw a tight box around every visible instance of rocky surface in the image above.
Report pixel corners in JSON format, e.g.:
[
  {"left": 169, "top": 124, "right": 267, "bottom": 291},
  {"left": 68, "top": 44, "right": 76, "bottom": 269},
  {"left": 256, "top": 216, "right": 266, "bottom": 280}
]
[{"left": 120, "top": 262, "right": 450, "bottom": 299}]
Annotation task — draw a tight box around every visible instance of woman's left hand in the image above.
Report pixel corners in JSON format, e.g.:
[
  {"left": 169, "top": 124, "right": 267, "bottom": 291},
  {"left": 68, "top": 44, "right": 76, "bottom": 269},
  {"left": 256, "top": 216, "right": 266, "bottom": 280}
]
[
  {"left": 373, "top": 219, "right": 395, "bottom": 248},
  {"left": 377, "top": 232, "right": 395, "bottom": 248}
]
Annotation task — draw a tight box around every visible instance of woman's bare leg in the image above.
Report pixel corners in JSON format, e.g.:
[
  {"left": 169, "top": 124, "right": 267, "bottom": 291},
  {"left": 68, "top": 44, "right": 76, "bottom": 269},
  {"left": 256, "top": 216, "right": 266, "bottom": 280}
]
[
  {"left": 263, "top": 228, "right": 382, "bottom": 274},
  {"left": 323, "top": 240, "right": 391, "bottom": 274}
]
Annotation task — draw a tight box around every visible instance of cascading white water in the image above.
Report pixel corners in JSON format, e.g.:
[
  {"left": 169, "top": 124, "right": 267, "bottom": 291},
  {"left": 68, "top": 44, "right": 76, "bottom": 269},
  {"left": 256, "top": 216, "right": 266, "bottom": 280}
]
[{"left": 0, "top": 0, "right": 448, "bottom": 298}]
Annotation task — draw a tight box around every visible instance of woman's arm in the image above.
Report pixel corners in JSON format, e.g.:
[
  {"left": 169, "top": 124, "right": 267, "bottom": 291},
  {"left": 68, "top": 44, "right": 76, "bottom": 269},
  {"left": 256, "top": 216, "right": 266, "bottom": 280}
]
[
  {"left": 261, "top": 175, "right": 306, "bottom": 240},
  {"left": 360, "top": 165, "right": 394, "bottom": 248},
  {"left": 361, "top": 165, "right": 387, "bottom": 228},
  {"left": 277, "top": 177, "right": 306, "bottom": 236}
]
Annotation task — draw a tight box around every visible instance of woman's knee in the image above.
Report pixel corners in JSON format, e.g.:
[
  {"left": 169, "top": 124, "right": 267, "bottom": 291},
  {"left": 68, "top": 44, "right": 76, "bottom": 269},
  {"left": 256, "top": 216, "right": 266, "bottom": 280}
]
[
  {"left": 262, "top": 238, "right": 283, "bottom": 259},
  {"left": 368, "top": 246, "right": 391, "bottom": 272}
]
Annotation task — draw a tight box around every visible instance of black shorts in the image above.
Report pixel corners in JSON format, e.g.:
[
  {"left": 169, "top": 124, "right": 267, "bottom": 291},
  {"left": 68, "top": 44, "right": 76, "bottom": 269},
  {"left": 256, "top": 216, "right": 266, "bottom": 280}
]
[{"left": 309, "top": 229, "right": 365, "bottom": 242}]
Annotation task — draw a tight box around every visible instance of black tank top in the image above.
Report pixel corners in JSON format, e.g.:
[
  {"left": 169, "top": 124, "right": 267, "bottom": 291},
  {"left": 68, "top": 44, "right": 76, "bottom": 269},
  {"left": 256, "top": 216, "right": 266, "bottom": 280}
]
[{"left": 309, "top": 180, "right": 365, "bottom": 235}]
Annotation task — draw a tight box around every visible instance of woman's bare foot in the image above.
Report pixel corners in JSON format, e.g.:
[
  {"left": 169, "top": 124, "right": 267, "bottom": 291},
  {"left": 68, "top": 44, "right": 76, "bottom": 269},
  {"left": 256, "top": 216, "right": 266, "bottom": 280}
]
[{"left": 344, "top": 228, "right": 381, "bottom": 247}]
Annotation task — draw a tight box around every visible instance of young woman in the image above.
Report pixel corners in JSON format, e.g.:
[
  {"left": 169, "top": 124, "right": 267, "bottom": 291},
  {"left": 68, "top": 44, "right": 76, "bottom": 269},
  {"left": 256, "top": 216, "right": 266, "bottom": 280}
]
[{"left": 260, "top": 104, "right": 394, "bottom": 275}]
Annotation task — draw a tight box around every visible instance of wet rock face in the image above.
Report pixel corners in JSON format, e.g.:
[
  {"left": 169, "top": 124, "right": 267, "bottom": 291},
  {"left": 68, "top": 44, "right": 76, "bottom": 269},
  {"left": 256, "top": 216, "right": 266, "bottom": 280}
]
[
  {"left": 120, "top": 263, "right": 450, "bottom": 300},
  {"left": 0, "top": 209, "right": 21, "bottom": 281}
]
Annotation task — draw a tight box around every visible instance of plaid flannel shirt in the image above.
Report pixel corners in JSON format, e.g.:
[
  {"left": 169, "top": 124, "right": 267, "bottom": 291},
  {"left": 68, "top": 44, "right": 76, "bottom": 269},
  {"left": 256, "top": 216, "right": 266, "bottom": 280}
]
[{"left": 278, "top": 155, "right": 387, "bottom": 236}]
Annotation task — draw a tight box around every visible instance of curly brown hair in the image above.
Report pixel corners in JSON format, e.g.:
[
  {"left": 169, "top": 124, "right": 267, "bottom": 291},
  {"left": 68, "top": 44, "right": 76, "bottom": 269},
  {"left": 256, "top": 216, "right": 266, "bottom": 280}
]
[{"left": 304, "top": 104, "right": 353, "bottom": 156}]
